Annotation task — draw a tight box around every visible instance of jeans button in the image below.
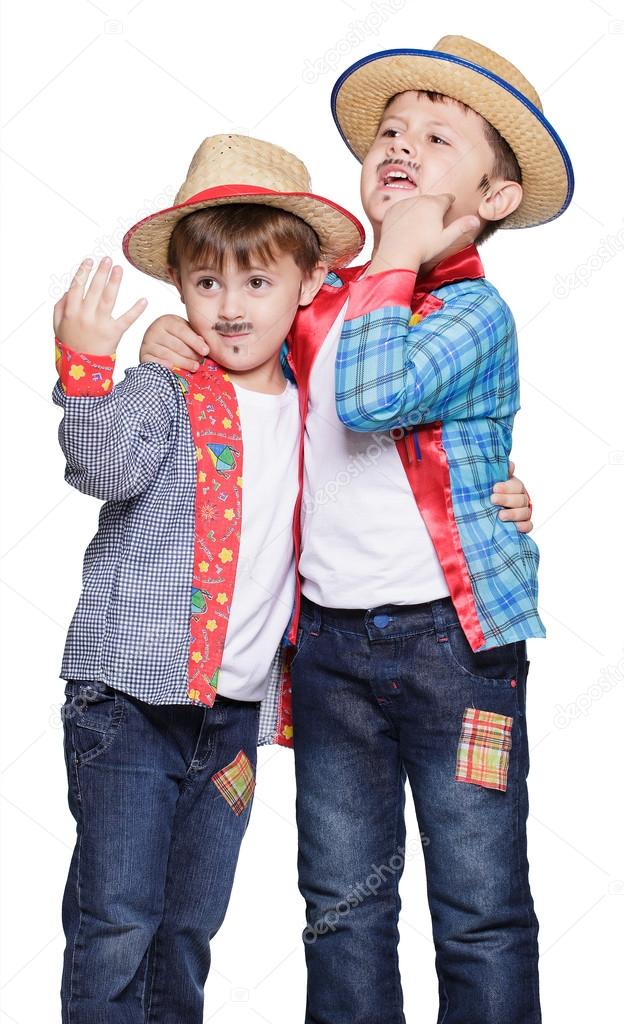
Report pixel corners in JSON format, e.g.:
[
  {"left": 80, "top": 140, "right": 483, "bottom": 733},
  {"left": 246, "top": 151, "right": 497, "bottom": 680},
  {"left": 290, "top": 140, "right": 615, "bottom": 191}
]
[{"left": 372, "top": 614, "right": 391, "bottom": 628}]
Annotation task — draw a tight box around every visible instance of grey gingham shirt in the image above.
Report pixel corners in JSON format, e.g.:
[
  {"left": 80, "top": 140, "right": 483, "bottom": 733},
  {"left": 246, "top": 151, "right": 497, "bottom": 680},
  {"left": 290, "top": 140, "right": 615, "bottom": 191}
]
[{"left": 53, "top": 361, "right": 286, "bottom": 745}]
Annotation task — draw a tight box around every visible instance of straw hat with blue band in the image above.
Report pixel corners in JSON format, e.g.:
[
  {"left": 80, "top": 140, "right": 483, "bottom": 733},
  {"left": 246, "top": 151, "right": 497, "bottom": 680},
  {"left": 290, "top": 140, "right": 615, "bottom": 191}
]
[{"left": 331, "top": 36, "right": 574, "bottom": 229}]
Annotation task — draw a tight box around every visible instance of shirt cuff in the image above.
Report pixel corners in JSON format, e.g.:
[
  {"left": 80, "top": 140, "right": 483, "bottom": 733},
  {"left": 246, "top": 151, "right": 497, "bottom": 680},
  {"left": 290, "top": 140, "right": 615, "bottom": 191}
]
[
  {"left": 55, "top": 339, "right": 116, "bottom": 397},
  {"left": 346, "top": 269, "right": 417, "bottom": 321}
]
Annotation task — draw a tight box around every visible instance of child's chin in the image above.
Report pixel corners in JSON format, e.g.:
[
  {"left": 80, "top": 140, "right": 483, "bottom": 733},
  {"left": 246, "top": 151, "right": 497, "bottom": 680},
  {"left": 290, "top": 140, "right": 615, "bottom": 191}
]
[
  {"left": 215, "top": 349, "right": 255, "bottom": 372},
  {"left": 364, "top": 191, "right": 406, "bottom": 224},
  {"left": 208, "top": 337, "right": 251, "bottom": 367}
]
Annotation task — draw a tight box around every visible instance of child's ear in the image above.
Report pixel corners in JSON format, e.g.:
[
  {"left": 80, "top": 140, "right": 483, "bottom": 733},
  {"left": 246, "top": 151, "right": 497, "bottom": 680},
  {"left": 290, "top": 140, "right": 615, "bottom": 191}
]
[
  {"left": 299, "top": 262, "right": 329, "bottom": 307},
  {"left": 167, "top": 266, "right": 185, "bottom": 302},
  {"left": 478, "top": 180, "right": 523, "bottom": 225}
]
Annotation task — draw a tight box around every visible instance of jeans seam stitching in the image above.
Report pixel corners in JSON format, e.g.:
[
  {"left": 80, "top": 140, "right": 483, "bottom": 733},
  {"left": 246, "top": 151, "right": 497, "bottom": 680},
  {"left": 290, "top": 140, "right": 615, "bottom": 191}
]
[
  {"left": 391, "top": 762, "right": 406, "bottom": 1020},
  {"left": 67, "top": 815, "right": 83, "bottom": 1023}
]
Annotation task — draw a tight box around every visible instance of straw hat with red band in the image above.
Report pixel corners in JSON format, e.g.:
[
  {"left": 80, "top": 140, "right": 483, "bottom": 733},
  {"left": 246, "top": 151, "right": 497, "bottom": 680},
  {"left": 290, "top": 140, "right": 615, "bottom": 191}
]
[
  {"left": 331, "top": 36, "right": 574, "bottom": 229},
  {"left": 123, "top": 134, "right": 365, "bottom": 281}
]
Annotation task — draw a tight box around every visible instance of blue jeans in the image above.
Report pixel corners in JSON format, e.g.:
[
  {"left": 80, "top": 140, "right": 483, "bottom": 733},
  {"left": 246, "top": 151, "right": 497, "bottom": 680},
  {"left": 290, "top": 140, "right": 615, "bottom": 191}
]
[
  {"left": 60, "top": 680, "right": 260, "bottom": 1023},
  {"left": 291, "top": 595, "right": 540, "bottom": 1024}
]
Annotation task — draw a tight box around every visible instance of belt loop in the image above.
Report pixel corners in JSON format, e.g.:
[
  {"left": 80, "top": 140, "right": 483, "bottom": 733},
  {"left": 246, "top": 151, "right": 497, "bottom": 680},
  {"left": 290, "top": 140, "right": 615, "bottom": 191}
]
[
  {"left": 311, "top": 602, "right": 321, "bottom": 634},
  {"left": 307, "top": 599, "right": 322, "bottom": 637},
  {"left": 430, "top": 598, "right": 451, "bottom": 642}
]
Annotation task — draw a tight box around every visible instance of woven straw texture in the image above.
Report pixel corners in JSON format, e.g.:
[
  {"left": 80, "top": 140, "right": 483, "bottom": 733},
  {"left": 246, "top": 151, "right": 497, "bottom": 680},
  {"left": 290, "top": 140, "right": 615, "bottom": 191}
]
[
  {"left": 124, "top": 135, "right": 364, "bottom": 280},
  {"left": 333, "top": 36, "right": 573, "bottom": 228}
]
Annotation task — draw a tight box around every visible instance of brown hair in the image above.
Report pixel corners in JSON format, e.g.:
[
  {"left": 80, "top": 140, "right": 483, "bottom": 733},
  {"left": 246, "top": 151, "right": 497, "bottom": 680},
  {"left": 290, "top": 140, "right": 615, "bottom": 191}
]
[
  {"left": 167, "top": 203, "right": 322, "bottom": 276},
  {"left": 382, "top": 91, "right": 522, "bottom": 244}
]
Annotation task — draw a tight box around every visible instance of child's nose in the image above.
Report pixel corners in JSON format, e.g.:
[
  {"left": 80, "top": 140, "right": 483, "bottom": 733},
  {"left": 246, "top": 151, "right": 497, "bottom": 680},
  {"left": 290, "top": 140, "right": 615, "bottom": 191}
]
[
  {"left": 219, "top": 290, "right": 245, "bottom": 320},
  {"left": 387, "top": 135, "right": 417, "bottom": 160}
]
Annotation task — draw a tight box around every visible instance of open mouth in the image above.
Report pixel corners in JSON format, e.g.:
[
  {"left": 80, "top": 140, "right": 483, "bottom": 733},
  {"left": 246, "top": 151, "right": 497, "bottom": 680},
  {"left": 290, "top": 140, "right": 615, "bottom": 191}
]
[{"left": 378, "top": 164, "right": 418, "bottom": 191}]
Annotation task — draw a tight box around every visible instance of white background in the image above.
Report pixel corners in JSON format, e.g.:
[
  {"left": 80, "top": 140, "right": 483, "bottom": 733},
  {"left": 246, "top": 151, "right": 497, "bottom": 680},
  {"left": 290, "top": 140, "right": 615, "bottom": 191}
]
[{"left": 1, "top": 0, "right": 623, "bottom": 1020}]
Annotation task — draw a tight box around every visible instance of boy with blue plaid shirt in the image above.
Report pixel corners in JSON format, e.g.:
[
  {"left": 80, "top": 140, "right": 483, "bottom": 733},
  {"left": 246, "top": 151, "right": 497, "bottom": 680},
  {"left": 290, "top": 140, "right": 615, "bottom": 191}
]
[{"left": 291, "top": 37, "right": 571, "bottom": 1024}]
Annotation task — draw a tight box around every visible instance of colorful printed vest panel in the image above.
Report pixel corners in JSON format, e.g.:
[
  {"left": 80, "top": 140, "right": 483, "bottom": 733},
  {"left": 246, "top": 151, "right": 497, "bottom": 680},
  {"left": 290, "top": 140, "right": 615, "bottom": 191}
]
[{"left": 173, "top": 360, "right": 243, "bottom": 707}]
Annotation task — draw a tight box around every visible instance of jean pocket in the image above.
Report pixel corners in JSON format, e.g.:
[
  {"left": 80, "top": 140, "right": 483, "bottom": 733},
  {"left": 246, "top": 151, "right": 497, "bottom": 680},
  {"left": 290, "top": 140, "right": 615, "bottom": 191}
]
[
  {"left": 437, "top": 624, "right": 520, "bottom": 687},
  {"left": 63, "top": 681, "right": 125, "bottom": 765},
  {"left": 455, "top": 707, "right": 513, "bottom": 792}
]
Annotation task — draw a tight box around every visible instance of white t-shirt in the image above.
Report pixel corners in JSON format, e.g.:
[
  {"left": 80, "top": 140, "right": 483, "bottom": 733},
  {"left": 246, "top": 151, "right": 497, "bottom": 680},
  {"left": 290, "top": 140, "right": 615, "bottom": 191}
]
[
  {"left": 299, "top": 299, "right": 450, "bottom": 609},
  {"left": 217, "top": 378, "right": 299, "bottom": 701}
]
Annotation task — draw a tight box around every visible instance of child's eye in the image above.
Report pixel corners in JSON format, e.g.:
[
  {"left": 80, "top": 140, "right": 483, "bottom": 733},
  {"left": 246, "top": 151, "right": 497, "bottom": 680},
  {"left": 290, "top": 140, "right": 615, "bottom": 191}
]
[
  {"left": 248, "top": 277, "right": 268, "bottom": 289},
  {"left": 430, "top": 134, "right": 449, "bottom": 146},
  {"left": 198, "top": 278, "right": 218, "bottom": 290},
  {"left": 381, "top": 128, "right": 400, "bottom": 138}
]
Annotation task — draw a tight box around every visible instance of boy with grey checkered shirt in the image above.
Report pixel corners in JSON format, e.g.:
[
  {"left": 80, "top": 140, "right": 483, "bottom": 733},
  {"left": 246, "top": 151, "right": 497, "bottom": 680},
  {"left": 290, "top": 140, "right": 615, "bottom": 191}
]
[{"left": 52, "top": 134, "right": 363, "bottom": 1023}]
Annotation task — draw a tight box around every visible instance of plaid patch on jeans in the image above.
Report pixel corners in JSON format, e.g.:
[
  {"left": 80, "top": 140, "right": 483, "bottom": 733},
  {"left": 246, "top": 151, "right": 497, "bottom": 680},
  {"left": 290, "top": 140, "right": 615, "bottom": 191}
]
[
  {"left": 211, "top": 750, "right": 256, "bottom": 815},
  {"left": 455, "top": 708, "right": 513, "bottom": 792}
]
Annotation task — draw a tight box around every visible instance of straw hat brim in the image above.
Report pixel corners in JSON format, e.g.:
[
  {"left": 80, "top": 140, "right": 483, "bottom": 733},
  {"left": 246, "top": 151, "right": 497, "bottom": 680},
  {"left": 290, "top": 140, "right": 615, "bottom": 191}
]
[
  {"left": 331, "top": 49, "right": 574, "bottom": 228},
  {"left": 123, "top": 187, "right": 365, "bottom": 281}
]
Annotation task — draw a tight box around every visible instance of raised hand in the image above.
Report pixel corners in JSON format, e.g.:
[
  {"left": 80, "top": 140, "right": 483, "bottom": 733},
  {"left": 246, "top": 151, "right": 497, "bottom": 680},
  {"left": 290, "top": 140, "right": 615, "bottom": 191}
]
[
  {"left": 53, "top": 257, "right": 148, "bottom": 356},
  {"left": 370, "top": 193, "right": 479, "bottom": 275}
]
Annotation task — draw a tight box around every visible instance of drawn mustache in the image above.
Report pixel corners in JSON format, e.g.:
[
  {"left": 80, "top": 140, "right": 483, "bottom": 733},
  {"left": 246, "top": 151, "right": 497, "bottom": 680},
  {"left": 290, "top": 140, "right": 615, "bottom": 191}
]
[
  {"left": 213, "top": 322, "right": 253, "bottom": 335},
  {"left": 377, "top": 157, "right": 419, "bottom": 175}
]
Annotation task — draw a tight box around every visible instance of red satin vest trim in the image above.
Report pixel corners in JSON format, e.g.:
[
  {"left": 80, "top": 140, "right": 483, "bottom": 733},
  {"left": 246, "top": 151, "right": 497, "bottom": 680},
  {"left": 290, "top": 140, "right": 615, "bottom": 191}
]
[{"left": 396, "top": 423, "right": 486, "bottom": 651}]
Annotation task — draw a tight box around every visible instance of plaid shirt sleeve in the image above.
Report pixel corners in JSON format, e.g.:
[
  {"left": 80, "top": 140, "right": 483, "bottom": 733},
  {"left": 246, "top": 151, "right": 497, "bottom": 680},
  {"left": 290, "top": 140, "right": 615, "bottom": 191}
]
[
  {"left": 335, "top": 271, "right": 517, "bottom": 431},
  {"left": 53, "top": 340, "right": 177, "bottom": 502}
]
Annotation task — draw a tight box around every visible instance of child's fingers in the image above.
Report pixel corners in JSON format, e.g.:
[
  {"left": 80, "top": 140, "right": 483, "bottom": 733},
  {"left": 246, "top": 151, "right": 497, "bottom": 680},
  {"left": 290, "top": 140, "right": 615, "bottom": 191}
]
[
  {"left": 490, "top": 491, "right": 528, "bottom": 509},
  {"left": 499, "top": 508, "right": 533, "bottom": 533},
  {"left": 64, "top": 258, "right": 93, "bottom": 316},
  {"left": 498, "top": 505, "right": 531, "bottom": 520},
  {"left": 492, "top": 476, "right": 523, "bottom": 494},
  {"left": 99, "top": 263, "right": 123, "bottom": 310},
  {"left": 170, "top": 323, "right": 209, "bottom": 356},
  {"left": 83, "top": 257, "right": 115, "bottom": 311},
  {"left": 144, "top": 354, "right": 194, "bottom": 370},
  {"left": 147, "top": 345, "right": 199, "bottom": 371},
  {"left": 438, "top": 192, "right": 456, "bottom": 212},
  {"left": 115, "top": 297, "right": 149, "bottom": 333},
  {"left": 162, "top": 352, "right": 199, "bottom": 372},
  {"left": 155, "top": 333, "right": 205, "bottom": 362},
  {"left": 442, "top": 215, "right": 480, "bottom": 250}
]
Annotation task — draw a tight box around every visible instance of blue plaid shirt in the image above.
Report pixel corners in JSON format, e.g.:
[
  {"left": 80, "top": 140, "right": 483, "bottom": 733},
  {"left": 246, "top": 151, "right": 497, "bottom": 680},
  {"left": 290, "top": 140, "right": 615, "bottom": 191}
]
[{"left": 334, "top": 248, "right": 545, "bottom": 650}]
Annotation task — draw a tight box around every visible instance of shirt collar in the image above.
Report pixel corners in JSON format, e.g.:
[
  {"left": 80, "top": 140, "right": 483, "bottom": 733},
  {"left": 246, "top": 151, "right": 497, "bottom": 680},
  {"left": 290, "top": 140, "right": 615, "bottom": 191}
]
[
  {"left": 415, "top": 243, "right": 485, "bottom": 293},
  {"left": 351, "top": 242, "right": 485, "bottom": 293}
]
